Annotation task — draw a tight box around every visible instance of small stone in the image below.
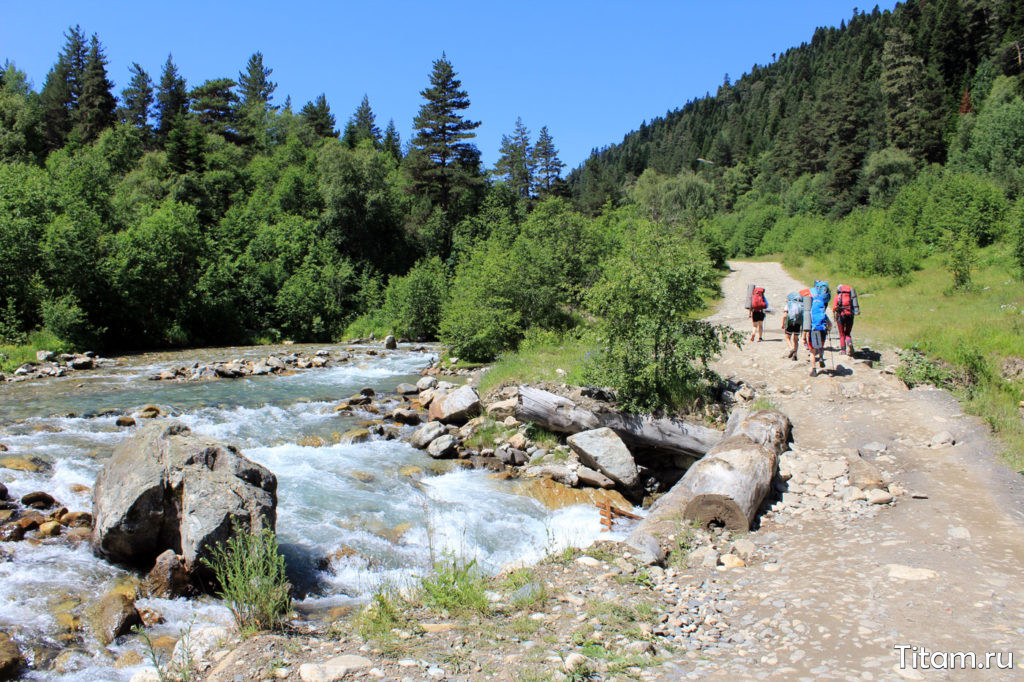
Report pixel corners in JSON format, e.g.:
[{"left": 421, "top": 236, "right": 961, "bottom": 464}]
[
  {"left": 427, "top": 667, "right": 445, "bottom": 679},
  {"left": 37, "top": 520, "right": 62, "bottom": 537},
  {"left": 730, "top": 538, "right": 756, "bottom": 560},
  {"left": 576, "top": 556, "right": 601, "bottom": 567},
  {"left": 947, "top": 526, "right": 971, "bottom": 540},
  {"left": 21, "top": 491, "right": 56, "bottom": 509},
  {"left": 720, "top": 554, "right": 746, "bottom": 568},
  {"left": 867, "top": 489, "right": 893, "bottom": 505},
  {"left": 886, "top": 564, "right": 938, "bottom": 581},
  {"left": 564, "top": 652, "right": 587, "bottom": 672},
  {"left": 930, "top": 431, "right": 954, "bottom": 447},
  {"left": 116, "top": 416, "right": 137, "bottom": 427}
]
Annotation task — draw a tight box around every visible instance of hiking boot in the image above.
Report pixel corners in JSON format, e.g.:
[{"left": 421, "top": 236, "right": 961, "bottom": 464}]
[
  {"left": 846, "top": 342, "right": 854, "bottom": 355},
  {"left": 818, "top": 360, "right": 826, "bottom": 368}
]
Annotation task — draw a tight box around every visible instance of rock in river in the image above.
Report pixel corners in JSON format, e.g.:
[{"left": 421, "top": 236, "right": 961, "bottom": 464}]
[
  {"left": 567, "top": 427, "right": 639, "bottom": 489},
  {"left": 91, "top": 421, "right": 277, "bottom": 581}
]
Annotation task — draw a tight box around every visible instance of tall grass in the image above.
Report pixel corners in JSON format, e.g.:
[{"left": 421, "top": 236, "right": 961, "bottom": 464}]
[
  {"left": 781, "top": 245, "right": 1024, "bottom": 469},
  {"left": 201, "top": 527, "right": 292, "bottom": 635},
  {"left": 476, "top": 333, "right": 593, "bottom": 395},
  {"left": 0, "top": 329, "right": 68, "bottom": 374}
]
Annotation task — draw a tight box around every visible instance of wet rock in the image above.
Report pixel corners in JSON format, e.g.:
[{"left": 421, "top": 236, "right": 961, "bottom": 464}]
[
  {"left": 70, "top": 356, "right": 94, "bottom": 370},
  {"left": 116, "top": 416, "right": 136, "bottom": 428},
  {"left": 91, "top": 421, "right": 277, "bottom": 578},
  {"left": 427, "top": 434, "right": 459, "bottom": 459},
  {"left": 145, "top": 550, "right": 192, "bottom": 599},
  {"left": 37, "top": 521, "right": 62, "bottom": 537},
  {"left": 409, "top": 421, "right": 446, "bottom": 449},
  {"left": 391, "top": 408, "right": 422, "bottom": 425},
  {"left": 59, "top": 511, "right": 92, "bottom": 528},
  {"left": 0, "top": 483, "right": 6, "bottom": 500},
  {"left": 395, "top": 383, "right": 419, "bottom": 396},
  {"left": 347, "top": 394, "right": 371, "bottom": 406},
  {"left": 398, "top": 465, "right": 423, "bottom": 478},
  {"left": 496, "top": 446, "right": 528, "bottom": 466},
  {"left": 567, "top": 427, "right": 639, "bottom": 489},
  {"left": 136, "top": 405, "right": 162, "bottom": 419},
  {"left": 0, "top": 524, "right": 25, "bottom": 542},
  {"left": 36, "top": 350, "right": 54, "bottom": 362},
  {"left": 1, "top": 456, "right": 51, "bottom": 473},
  {"left": 416, "top": 376, "right": 437, "bottom": 391},
  {"left": 360, "top": 387, "right": 376, "bottom": 397},
  {"left": 97, "top": 592, "right": 141, "bottom": 645},
  {"left": 0, "top": 638, "right": 24, "bottom": 679},
  {"left": 22, "top": 491, "right": 56, "bottom": 509},
  {"left": 340, "top": 428, "right": 372, "bottom": 444},
  {"left": 427, "top": 385, "right": 481, "bottom": 425},
  {"left": 383, "top": 335, "right": 397, "bottom": 350}
]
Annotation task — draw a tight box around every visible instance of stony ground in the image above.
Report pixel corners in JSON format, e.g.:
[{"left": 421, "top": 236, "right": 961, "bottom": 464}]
[{"left": 177, "top": 261, "right": 1024, "bottom": 682}]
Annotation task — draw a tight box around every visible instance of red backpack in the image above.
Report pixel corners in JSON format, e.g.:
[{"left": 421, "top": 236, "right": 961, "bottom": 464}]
[
  {"left": 834, "top": 284, "right": 858, "bottom": 315},
  {"left": 751, "top": 286, "right": 767, "bottom": 311}
]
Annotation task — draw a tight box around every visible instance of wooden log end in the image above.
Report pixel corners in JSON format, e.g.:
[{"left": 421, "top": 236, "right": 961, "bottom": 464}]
[{"left": 684, "top": 494, "right": 750, "bottom": 532}]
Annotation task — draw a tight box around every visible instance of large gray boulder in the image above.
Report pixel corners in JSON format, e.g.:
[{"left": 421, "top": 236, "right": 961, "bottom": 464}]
[
  {"left": 567, "top": 427, "right": 639, "bottom": 489},
  {"left": 427, "top": 385, "right": 481, "bottom": 424},
  {"left": 409, "top": 421, "right": 447, "bottom": 449},
  {"left": 92, "top": 421, "right": 277, "bottom": 578}
]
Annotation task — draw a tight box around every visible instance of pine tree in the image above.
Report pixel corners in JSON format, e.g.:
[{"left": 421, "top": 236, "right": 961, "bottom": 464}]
[
  {"left": 299, "top": 94, "right": 337, "bottom": 137},
  {"left": 406, "top": 54, "right": 482, "bottom": 224},
  {"left": 532, "top": 125, "right": 565, "bottom": 196},
  {"left": 237, "top": 52, "right": 276, "bottom": 109},
  {"left": 118, "top": 63, "right": 154, "bottom": 131},
  {"left": 342, "top": 95, "right": 381, "bottom": 148},
  {"left": 190, "top": 78, "right": 239, "bottom": 140},
  {"left": 495, "top": 117, "right": 534, "bottom": 198},
  {"left": 155, "top": 55, "right": 187, "bottom": 142},
  {"left": 382, "top": 118, "right": 401, "bottom": 160},
  {"left": 39, "top": 25, "right": 87, "bottom": 150},
  {"left": 73, "top": 34, "right": 116, "bottom": 143},
  {"left": 881, "top": 28, "right": 944, "bottom": 161}
]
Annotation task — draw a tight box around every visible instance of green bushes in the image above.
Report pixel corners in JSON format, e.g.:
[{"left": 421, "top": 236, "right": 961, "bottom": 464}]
[
  {"left": 380, "top": 256, "right": 448, "bottom": 340},
  {"left": 420, "top": 554, "right": 489, "bottom": 616},
  {"left": 583, "top": 225, "right": 737, "bottom": 411},
  {"left": 201, "top": 527, "right": 292, "bottom": 635}
]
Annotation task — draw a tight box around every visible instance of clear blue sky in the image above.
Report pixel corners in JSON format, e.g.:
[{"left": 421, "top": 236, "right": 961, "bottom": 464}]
[{"left": 2, "top": 1, "right": 898, "bottom": 171}]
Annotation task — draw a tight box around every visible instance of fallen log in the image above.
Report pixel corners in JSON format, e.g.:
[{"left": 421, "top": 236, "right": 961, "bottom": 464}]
[
  {"left": 514, "top": 386, "right": 720, "bottom": 458},
  {"left": 626, "top": 410, "right": 791, "bottom": 540}
]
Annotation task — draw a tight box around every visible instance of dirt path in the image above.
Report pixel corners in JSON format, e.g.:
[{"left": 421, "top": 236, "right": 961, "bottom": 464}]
[{"left": 654, "top": 261, "right": 1024, "bottom": 679}]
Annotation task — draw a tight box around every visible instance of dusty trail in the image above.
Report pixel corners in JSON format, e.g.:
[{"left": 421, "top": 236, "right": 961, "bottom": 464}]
[{"left": 658, "top": 261, "right": 1024, "bottom": 679}]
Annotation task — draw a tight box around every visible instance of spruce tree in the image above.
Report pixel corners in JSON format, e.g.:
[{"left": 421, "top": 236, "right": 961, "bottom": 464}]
[
  {"left": 73, "top": 34, "right": 116, "bottom": 143},
  {"left": 407, "top": 53, "right": 482, "bottom": 224},
  {"left": 238, "top": 51, "right": 276, "bottom": 109},
  {"left": 299, "top": 94, "right": 337, "bottom": 137},
  {"left": 382, "top": 118, "right": 401, "bottom": 160},
  {"left": 118, "top": 63, "right": 154, "bottom": 131},
  {"left": 155, "top": 55, "right": 188, "bottom": 142},
  {"left": 495, "top": 117, "right": 534, "bottom": 198},
  {"left": 532, "top": 125, "right": 564, "bottom": 196},
  {"left": 39, "top": 25, "right": 87, "bottom": 150},
  {"left": 342, "top": 94, "right": 381, "bottom": 148}
]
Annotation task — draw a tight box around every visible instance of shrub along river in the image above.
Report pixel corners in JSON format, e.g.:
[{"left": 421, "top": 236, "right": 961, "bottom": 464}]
[{"left": 0, "top": 342, "right": 613, "bottom": 681}]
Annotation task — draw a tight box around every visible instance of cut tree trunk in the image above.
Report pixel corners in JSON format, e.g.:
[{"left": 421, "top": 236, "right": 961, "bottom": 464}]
[
  {"left": 679, "top": 435, "right": 779, "bottom": 531},
  {"left": 514, "top": 386, "right": 720, "bottom": 459}
]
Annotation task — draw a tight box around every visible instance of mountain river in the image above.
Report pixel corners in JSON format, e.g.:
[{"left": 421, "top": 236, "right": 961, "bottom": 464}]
[{"left": 0, "top": 342, "right": 622, "bottom": 680}]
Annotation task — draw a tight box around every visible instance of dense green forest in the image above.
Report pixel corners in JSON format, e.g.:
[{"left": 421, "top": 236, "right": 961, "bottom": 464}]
[
  {"left": 567, "top": 0, "right": 1024, "bottom": 284},
  {"left": 2, "top": 1, "right": 1024, "bottom": 415}
]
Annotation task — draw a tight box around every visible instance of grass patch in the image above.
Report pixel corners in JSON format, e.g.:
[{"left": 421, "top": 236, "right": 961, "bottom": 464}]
[
  {"left": 544, "top": 546, "right": 582, "bottom": 565},
  {"left": 775, "top": 246, "right": 1024, "bottom": 470},
  {"left": 462, "top": 419, "right": 507, "bottom": 450},
  {"left": 0, "top": 329, "right": 70, "bottom": 374},
  {"left": 420, "top": 554, "right": 489, "bottom": 617},
  {"left": 524, "top": 424, "right": 562, "bottom": 450},
  {"left": 668, "top": 519, "right": 700, "bottom": 569},
  {"left": 750, "top": 396, "right": 777, "bottom": 411},
  {"left": 201, "top": 526, "right": 292, "bottom": 636},
  {"left": 477, "top": 334, "right": 593, "bottom": 396},
  {"left": 342, "top": 312, "right": 393, "bottom": 341},
  {"left": 510, "top": 614, "right": 542, "bottom": 637}
]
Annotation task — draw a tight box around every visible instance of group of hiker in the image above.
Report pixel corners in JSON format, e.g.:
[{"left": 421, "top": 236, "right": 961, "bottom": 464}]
[{"left": 745, "top": 281, "right": 860, "bottom": 377}]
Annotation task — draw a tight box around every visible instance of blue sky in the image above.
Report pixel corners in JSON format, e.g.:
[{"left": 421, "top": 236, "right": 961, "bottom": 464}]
[{"left": 2, "top": 1, "right": 898, "bottom": 171}]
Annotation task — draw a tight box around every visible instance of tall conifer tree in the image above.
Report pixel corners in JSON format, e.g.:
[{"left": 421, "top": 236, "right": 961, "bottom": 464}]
[
  {"left": 39, "top": 25, "right": 87, "bottom": 150},
  {"left": 118, "top": 63, "right": 154, "bottom": 132},
  {"left": 382, "top": 118, "right": 401, "bottom": 160},
  {"left": 300, "top": 94, "right": 337, "bottom": 138},
  {"left": 343, "top": 94, "right": 381, "bottom": 147},
  {"left": 155, "top": 55, "right": 187, "bottom": 142},
  {"left": 407, "top": 54, "right": 482, "bottom": 223},
  {"left": 532, "top": 125, "right": 564, "bottom": 196},
  {"left": 238, "top": 52, "right": 276, "bottom": 109},
  {"left": 74, "top": 34, "right": 116, "bottom": 142},
  {"left": 495, "top": 117, "right": 534, "bottom": 198}
]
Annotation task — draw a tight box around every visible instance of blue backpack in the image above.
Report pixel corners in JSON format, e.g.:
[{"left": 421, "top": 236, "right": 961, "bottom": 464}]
[
  {"left": 810, "top": 296, "right": 828, "bottom": 331},
  {"left": 785, "top": 292, "right": 803, "bottom": 324},
  {"left": 813, "top": 280, "right": 831, "bottom": 307}
]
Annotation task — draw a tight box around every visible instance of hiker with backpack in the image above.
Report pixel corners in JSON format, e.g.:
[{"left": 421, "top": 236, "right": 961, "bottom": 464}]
[
  {"left": 782, "top": 291, "right": 803, "bottom": 359},
  {"left": 833, "top": 284, "right": 860, "bottom": 355},
  {"left": 806, "top": 280, "right": 832, "bottom": 377},
  {"left": 745, "top": 284, "right": 768, "bottom": 342}
]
